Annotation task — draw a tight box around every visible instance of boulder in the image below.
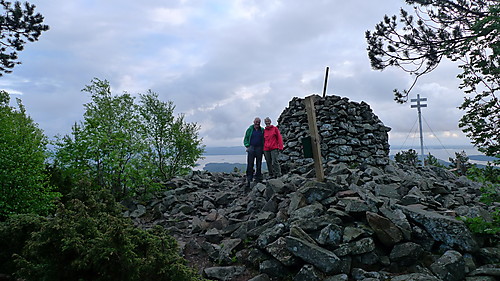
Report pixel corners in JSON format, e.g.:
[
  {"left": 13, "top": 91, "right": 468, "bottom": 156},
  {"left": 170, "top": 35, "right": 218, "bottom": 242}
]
[
  {"left": 398, "top": 205, "right": 479, "bottom": 252},
  {"left": 366, "top": 211, "right": 403, "bottom": 247},
  {"left": 430, "top": 250, "right": 465, "bottom": 281},
  {"left": 203, "top": 266, "right": 245, "bottom": 281},
  {"left": 285, "top": 236, "right": 341, "bottom": 274}
]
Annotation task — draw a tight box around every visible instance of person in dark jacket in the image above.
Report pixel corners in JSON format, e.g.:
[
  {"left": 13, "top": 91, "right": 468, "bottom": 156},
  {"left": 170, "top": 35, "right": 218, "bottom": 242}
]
[
  {"left": 263, "top": 117, "right": 283, "bottom": 178},
  {"left": 243, "top": 117, "right": 264, "bottom": 187}
]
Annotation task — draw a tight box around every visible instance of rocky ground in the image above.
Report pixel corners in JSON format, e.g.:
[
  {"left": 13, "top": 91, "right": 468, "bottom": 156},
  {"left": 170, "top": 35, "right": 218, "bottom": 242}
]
[{"left": 126, "top": 161, "right": 499, "bottom": 281}]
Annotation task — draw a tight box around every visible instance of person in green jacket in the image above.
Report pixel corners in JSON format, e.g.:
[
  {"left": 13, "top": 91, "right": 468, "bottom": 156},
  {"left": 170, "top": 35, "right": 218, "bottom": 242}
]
[{"left": 243, "top": 117, "right": 264, "bottom": 187}]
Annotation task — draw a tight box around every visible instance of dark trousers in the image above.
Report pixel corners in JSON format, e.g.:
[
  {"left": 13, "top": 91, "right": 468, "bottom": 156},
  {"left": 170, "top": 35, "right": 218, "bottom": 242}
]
[
  {"left": 246, "top": 145, "right": 263, "bottom": 182},
  {"left": 264, "top": 149, "right": 281, "bottom": 178}
]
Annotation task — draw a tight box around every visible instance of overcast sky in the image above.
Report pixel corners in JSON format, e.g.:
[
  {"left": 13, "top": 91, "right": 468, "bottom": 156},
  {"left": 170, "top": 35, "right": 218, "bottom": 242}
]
[{"left": 1, "top": 0, "right": 476, "bottom": 151}]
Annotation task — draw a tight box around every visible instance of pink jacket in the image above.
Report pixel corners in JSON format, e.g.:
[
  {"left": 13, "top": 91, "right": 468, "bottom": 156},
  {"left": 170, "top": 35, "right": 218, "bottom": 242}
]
[{"left": 264, "top": 125, "right": 284, "bottom": 151}]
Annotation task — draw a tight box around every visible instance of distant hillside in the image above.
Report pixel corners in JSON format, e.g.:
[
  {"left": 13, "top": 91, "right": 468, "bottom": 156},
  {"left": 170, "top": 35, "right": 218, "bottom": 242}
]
[
  {"left": 203, "top": 159, "right": 495, "bottom": 173},
  {"left": 388, "top": 155, "right": 495, "bottom": 169},
  {"left": 204, "top": 162, "right": 268, "bottom": 173},
  {"left": 469, "top": 155, "right": 498, "bottom": 162},
  {"left": 204, "top": 147, "right": 498, "bottom": 161},
  {"left": 201, "top": 148, "right": 497, "bottom": 172},
  {"left": 389, "top": 155, "right": 451, "bottom": 166},
  {"left": 203, "top": 146, "right": 244, "bottom": 155}
]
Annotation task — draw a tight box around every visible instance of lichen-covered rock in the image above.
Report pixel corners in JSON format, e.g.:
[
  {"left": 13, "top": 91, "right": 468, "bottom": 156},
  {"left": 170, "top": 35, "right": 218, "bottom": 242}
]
[
  {"left": 366, "top": 211, "right": 403, "bottom": 247},
  {"left": 398, "top": 205, "right": 479, "bottom": 252},
  {"left": 390, "top": 242, "right": 424, "bottom": 266},
  {"left": 126, "top": 164, "right": 497, "bottom": 281},
  {"left": 203, "top": 266, "right": 246, "bottom": 281},
  {"left": 430, "top": 250, "right": 466, "bottom": 281},
  {"left": 294, "top": 264, "right": 323, "bottom": 281},
  {"left": 286, "top": 236, "right": 341, "bottom": 274}
]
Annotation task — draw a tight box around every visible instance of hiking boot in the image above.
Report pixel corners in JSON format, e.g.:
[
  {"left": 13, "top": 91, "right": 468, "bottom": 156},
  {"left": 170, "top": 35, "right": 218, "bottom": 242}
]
[{"left": 244, "top": 180, "right": 251, "bottom": 192}]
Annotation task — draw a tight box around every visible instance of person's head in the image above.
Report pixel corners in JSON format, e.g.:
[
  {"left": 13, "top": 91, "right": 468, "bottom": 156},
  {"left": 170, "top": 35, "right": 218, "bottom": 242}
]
[
  {"left": 264, "top": 117, "right": 272, "bottom": 126},
  {"left": 253, "top": 117, "right": 261, "bottom": 128}
]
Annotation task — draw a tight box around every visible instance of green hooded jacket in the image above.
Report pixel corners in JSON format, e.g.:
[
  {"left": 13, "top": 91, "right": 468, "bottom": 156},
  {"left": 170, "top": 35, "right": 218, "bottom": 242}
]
[{"left": 243, "top": 124, "right": 264, "bottom": 147}]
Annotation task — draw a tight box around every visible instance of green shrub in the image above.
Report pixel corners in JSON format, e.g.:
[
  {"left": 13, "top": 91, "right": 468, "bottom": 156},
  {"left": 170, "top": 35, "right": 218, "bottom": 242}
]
[
  {"left": 53, "top": 80, "right": 204, "bottom": 200},
  {"left": 0, "top": 214, "right": 46, "bottom": 275},
  {"left": 460, "top": 164, "right": 500, "bottom": 235},
  {"left": 0, "top": 188, "right": 205, "bottom": 281},
  {"left": 461, "top": 211, "right": 500, "bottom": 235},
  {"left": 45, "top": 163, "right": 76, "bottom": 199},
  {"left": 424, "top": 153, "right": 447, "bottom": 168},
  {"left": 0, "top": 91, "right": 60, "bottom": 219},
  {"left": 394, "top": 149, "right": 420, "bottom": 166},
  {"left": 467, "top": 164, "right": 500, "bottom": 187}
]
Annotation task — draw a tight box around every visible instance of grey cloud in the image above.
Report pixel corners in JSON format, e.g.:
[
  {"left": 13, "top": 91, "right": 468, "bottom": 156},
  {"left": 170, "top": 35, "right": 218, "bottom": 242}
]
[{"left": 1, "top": 0, "right": 473, "bottom": 148}]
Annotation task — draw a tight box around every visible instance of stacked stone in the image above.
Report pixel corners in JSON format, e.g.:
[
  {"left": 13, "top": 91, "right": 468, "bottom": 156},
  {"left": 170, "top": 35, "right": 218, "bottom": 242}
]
[
  {"left": 122, "top": 96, "right": 498, "bottom": 280},
  {"left": 277, "top": 95, "right": 391, "bottom": 169},
  {"left": 127, "top": 162, "right": 500, "bottom": 281}
]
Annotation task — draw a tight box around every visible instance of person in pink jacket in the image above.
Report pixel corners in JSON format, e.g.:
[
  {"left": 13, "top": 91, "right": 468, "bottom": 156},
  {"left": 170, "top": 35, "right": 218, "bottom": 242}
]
[{"left": 263, "top": 117, "right": 284, "bottom": 178}]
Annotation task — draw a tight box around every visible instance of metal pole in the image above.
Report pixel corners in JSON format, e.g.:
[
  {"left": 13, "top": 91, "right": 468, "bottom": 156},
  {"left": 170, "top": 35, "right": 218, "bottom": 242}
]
[
  {"left": 411, "top": 94, "right": 427, "bottom": 167},
  {"left": 417, "top": 94, "right": 425, "bottom": 166},
  {"left": 322, "top": 66, "right": 329, "bottom": 98}
]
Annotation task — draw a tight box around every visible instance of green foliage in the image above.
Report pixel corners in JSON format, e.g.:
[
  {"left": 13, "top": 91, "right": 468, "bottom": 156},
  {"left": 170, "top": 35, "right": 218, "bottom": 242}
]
[
  {"left": 449, "top": 150, "right": 472, "bottom": 175},
  {"left": 0, "top": 0, "right": 49, "bottom": 75},
  {"left": 458, "top": 3, "right": 499, "bottom": 157},
  {"left": 54, "top": 79, "right": 146, "bottom": 198},
  {"left": 0, "top": 188, "right": 206, "bottom": 281},
  {"left": 0, "top": 214, "right": 46, "bottom": 274},
  {"left": 231, "top": 255, "right": 238, "bottom": 264},
  {"left": 461, "top": 213, "right": 500, "bottom": 235},
  {"left": 44, "top": 163, "right": 75, "bottom": 199},
  {"left": 424, "top": 153, "right": 447, "bottom": 168},
  {"left": 460, "top": 163, "right": 500, "bottom": 235},
  {"left": 459, "top": 91, "right": 499, "bottom": 158},
  {"left": 0, "top": 91, "right": 60, "bottom": 219},
  {"left": 394, "top": 149, "right": 420, "bottom": 167},
  {"left": 138, "top": 91, "right": 205, "bottom": 181},
  {"left": 81, "top": 78, "right": 143, "bottom": 196},
  {"left": 467, "top": 163, "right": 499, "bottom": 207},
  {"left": 366, "top": 0, "right": 499, "bottom": 157},
  {"left": 54, "top": 79, "right": 205, "bottom": 200},
  {"left": 478, "top": 182, "right": 500, "bottom": 206},
  {"left": 467, "top": 163, "right": 500, "bottom": 187}
]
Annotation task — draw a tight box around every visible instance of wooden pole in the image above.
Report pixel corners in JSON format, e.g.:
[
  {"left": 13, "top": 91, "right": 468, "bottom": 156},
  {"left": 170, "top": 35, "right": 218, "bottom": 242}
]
[{"left": 304, "top": 95, "right": 325, "bottom": 181}]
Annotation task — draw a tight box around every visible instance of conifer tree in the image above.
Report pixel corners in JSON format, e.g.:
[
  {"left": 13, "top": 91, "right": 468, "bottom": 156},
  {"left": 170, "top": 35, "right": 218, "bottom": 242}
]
[
  {"left": 0, "top": 1, "right": 49, "bottom": 75},
  {"left": 366, "top": 0, "right": 499, "bottom": 157}
]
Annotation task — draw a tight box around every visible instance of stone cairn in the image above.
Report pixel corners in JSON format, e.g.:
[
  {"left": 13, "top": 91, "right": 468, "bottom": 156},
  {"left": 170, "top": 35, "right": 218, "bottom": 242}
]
[
  {"left": 126, "top": 95, "right": 499, "bottom": 281},
  {"left": 277, "top": 95, "right": 391, "bottom": 172}
]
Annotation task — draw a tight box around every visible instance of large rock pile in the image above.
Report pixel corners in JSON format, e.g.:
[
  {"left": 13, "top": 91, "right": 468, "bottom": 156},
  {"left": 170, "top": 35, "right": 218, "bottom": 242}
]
[
  {"left": 277, "top": 95, "right": 391, "bottom": 169},
  {"left": 127, "top": 95, "right": 498, "bottom": 280},
  {"left": 128, "top": 161, "right": 499, "bottom": 281}
]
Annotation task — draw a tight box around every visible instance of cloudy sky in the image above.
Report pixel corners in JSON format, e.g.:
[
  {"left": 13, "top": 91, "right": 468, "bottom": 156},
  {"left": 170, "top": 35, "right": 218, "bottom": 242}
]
[{"left": 1, "top": 0, "right": 476, "bottom": 151}]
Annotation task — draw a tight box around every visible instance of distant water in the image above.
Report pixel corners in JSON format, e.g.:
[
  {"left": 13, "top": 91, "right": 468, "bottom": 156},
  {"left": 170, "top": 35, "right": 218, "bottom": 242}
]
[
  {"left": 195, "top": 154, "right": 247, "bottom": 171},
  {"left": 195, "top": 146, "right": 493, "bottom": 170},
  {"left": 390, "top": 146, "right": 491, "bottom": 165}
]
